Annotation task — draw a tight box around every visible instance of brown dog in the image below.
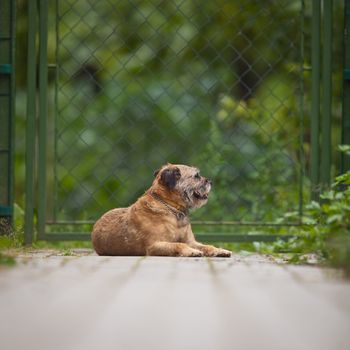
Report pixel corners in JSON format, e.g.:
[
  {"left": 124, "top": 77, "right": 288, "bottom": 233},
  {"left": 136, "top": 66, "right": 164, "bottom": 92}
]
[{"left": 91, "top": 164, "right": 231, "bottom": 257}]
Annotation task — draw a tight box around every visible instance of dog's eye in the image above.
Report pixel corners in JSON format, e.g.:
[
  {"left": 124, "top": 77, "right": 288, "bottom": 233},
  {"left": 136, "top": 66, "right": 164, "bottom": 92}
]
[{"left": 194, "top": 173, "right": 200, "bottom": 179}]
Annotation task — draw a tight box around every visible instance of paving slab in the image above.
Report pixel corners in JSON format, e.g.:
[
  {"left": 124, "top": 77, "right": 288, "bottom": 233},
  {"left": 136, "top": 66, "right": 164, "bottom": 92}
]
[{"left": 0, "top": 254, "right": 349, "bottom": 350}]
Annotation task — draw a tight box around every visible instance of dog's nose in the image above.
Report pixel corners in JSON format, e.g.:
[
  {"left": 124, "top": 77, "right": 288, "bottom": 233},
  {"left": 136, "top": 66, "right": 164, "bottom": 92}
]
[{"left": 206, "top": 178, "right": 212, "bottom": 186}]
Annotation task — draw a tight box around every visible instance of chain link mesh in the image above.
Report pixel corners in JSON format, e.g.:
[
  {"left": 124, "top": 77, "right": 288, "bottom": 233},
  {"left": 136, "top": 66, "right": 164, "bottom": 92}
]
[{"left": 54, "top": 0, "right": 303, "bottom": 224}]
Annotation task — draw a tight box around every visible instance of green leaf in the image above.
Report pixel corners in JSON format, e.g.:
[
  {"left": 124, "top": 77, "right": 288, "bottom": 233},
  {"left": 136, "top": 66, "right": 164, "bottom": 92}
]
[
  {"left": 326, "top": 214, "right": 343, "bottom": 224},
  {"left": 320, "top": 191, "right": 334, "bottom": 200},
  {"left": 302, "top": 217, "right": 317, "bottom": 225},
  {"left": 306, "top": 201, "right": 321, "bottom": 210},
  {"left": 334, "top": 172, "right": 350, "bottom": 185},
  {"left": 338, "top": 145, "right": 350, "bottom": 155}
]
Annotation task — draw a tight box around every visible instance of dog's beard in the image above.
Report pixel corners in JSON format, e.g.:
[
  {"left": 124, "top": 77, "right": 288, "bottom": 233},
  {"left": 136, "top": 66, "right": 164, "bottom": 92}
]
[{"left": 182, "top": 181, "right": 211, "bottom": 209}]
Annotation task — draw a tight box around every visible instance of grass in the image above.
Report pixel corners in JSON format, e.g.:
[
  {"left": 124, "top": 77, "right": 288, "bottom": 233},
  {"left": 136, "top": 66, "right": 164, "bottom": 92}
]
[
  {"left": 0, "top": 227, "right": 22, "bottom": 266},
  {"left": 0, "top": 252, "right": 16, "bottom": 266},
  {"left": 0, "top": 221, "right": 94, "bottom": 263}
]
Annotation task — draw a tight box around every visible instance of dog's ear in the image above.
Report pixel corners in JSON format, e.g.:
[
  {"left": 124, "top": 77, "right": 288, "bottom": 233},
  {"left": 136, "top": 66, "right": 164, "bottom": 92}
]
[
  {"left": 154, "top": 162, "right": 174, "bottom": 177},
  {"left": 153, "top": 168, "right": 160, "bottom": 177},
  {"left": 160, "top": 166, "right": 181, "bottom": 189}
]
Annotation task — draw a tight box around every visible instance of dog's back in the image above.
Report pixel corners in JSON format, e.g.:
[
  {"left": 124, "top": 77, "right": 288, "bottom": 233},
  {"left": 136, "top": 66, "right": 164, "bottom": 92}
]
[{"left": 92, "top": 207, "right": 133, "bottom": 255}]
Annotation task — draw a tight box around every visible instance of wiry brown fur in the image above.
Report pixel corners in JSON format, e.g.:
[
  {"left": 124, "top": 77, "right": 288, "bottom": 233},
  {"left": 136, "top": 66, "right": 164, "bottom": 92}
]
[{"left": 91, "top": 164, "right": 231, "bottom": 257}]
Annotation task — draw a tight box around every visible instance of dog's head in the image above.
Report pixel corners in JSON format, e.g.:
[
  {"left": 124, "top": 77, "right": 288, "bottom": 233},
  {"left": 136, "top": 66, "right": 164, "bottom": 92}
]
[{"left": 153, "top": 164, "right": 212, "bottom": 210}]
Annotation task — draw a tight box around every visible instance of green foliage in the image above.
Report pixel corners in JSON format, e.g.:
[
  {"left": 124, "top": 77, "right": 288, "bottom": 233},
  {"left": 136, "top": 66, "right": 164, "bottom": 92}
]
[
  {"left": 15, "top": 0, "right": 307, "bottom": 225},
  {"left": 0, "top": 216, "right": 23, "bottom": 266},
  {"left": 259, "top": 149, "right": 350, "bottom": 274},
  {"left": 0, "top": 203, "right": 25, "bottom": 258},
  {"left": 319, "top": 173, "right": 350, "bottom": 274},
  {"left": 194, "top": 89, "right": 303, "bottom": 222}
]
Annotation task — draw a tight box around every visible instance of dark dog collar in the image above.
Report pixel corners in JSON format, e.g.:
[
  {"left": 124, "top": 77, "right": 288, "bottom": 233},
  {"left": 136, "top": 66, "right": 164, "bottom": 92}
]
[{"left": 150, "top": 192, "right": 188, "bottom": 221}]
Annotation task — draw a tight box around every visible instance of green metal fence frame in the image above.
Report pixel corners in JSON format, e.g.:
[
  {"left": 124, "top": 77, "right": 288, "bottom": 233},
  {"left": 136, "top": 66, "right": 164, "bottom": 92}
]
[
  {"left": 0, "top": 0, "right": 15, "bottom": 228},
  {"left": 23, "top": 0, "right": 337, "bottom": 244},
  {"left": 342, "top": 0, "right": 350, "bottom": 172}
]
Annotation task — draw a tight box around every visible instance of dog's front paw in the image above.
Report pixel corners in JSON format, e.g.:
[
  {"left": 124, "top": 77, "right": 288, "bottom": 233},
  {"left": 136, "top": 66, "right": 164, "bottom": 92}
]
[
  {"left": 212, "top": 248, "right": 232, "bottom": 258},
  {"left": 199, "top": 245, "right": 232, "bottom": 257},
  {"left": 182, "top": 248, "right": 204, "bottom": 257}
]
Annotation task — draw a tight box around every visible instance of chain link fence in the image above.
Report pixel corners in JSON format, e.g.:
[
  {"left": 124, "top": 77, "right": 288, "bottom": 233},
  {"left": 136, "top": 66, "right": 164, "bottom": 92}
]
[{"left": 50, "top": 0, "right": 304, "bottom": 229}]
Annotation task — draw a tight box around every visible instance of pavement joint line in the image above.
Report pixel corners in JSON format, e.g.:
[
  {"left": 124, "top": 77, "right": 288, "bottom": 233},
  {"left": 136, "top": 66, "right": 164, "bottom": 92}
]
[{"left": 206, "top": 257, "right": 219, "bottom": 277}]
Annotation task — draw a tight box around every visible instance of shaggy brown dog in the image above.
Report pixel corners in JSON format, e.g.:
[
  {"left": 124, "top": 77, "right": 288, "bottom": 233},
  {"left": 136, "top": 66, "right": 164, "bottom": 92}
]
[{"left": 91, "top": 164, "right": 231, "bottom": 257}]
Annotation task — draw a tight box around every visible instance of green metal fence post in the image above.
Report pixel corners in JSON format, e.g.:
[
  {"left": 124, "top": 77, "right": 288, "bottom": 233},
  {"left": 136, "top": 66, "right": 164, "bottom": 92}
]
[
  {"left": 342, "top": 0, "right": 350, "bottom": 172},
  {"left": 299, "top": 0, "right": 305, "bottom": 222},
  {"left": 310, "top": 0, "right": 321, "bottom": 200},
  {"left": 37, "top": 0, "right": 49, "bottom": 239},
  {"left": 24, "top": 0, "right": 38, "bottom": 245},
  {"left": 320, "top": 0, "right": 333, "bottom": 188},
  {"left": 9, "top": 0, "right": 16, "bottom": 228}
]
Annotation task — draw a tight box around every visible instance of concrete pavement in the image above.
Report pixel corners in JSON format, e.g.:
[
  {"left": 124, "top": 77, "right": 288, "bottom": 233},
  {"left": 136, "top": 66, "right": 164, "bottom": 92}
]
[{"left": 0, "top": 252, "right": 349, "bottom": 350}]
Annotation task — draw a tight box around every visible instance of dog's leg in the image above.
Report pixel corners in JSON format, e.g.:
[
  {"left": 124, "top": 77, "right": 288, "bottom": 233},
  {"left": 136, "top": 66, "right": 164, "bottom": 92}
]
[
  {"left": 184, "top": 227, "right": 231, "bottom": 257},
  {"left": 147, "top": 242, "right": 204, "bottom": 257},
  {"left": 188, "top": 242, "right": 232, "bottom": 257}
]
